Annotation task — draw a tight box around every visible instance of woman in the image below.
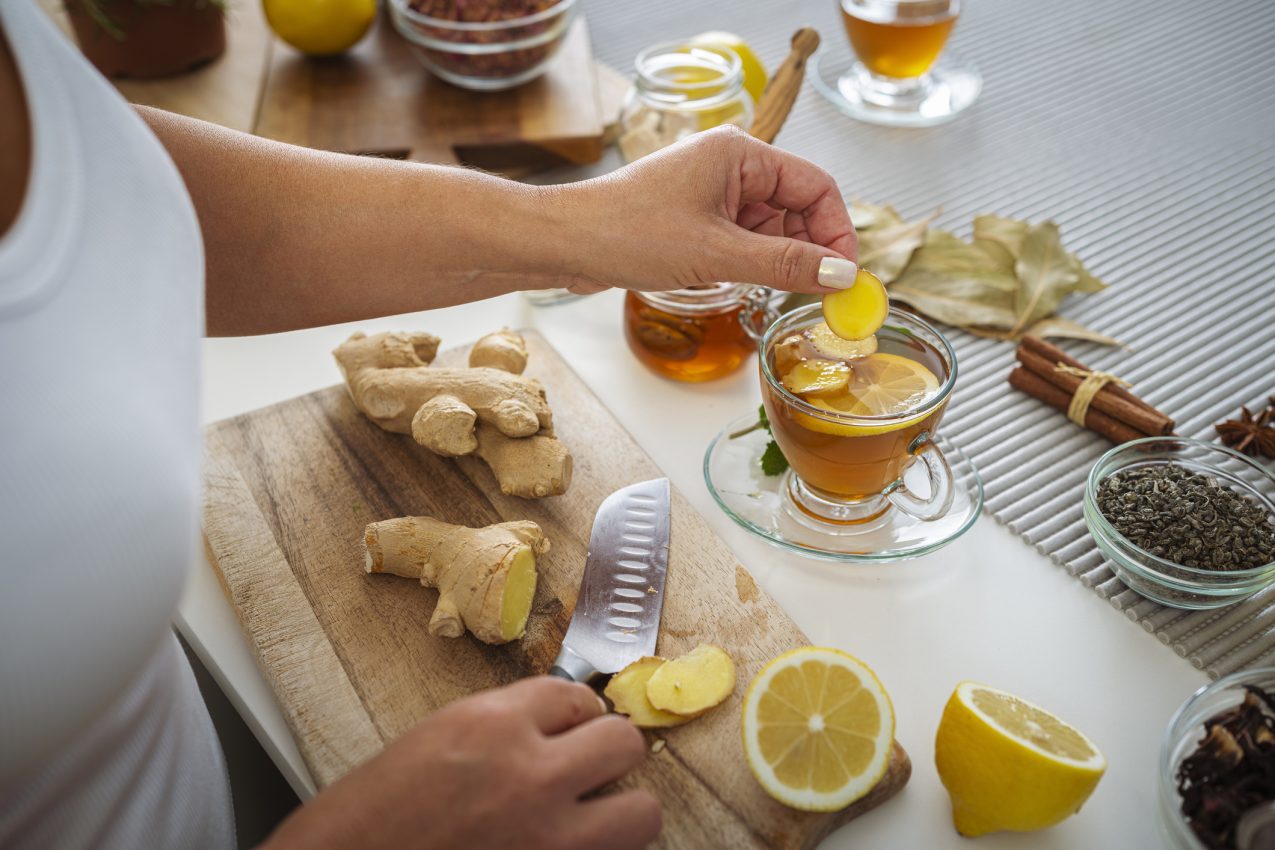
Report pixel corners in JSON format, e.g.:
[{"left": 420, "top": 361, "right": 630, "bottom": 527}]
[{"left": 0, "top": 1, "right": 858, "bottom": 847}]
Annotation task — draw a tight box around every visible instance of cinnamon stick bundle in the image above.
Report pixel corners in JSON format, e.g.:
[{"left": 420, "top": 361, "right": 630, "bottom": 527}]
[{"left": 1008, "top": 336, "right": 1176, "bottom": 444}]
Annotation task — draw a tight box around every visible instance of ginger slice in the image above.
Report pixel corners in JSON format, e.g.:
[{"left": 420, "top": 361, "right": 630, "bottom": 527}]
[
  {"left": 821, "top": 268, "right": 889, "bottom": 341},
  {"left": 802, "top": 322, "right": 878, "bottom": 362},
  {"left": 363, "top": 516, "right": 548, "bottom": 644},
  {"left": 605, "top": 657, "right": 693, "bottom": 729},
  {"left": 781, "top": 359, "right": 851, "bottom": 397},
  {"left": 646, "top": 644, "right": 736, "bottom": 717},
  {"left": 773, "top": 334, "right": 805, "bottom": 376}
]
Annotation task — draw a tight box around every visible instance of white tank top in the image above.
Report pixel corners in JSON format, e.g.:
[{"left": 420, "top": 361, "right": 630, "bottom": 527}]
[{"left": 0, "top": 1, "right": 234, "bottom": 846}]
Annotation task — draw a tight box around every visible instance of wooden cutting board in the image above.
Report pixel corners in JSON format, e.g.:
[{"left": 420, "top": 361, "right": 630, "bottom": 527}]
[
  {"left": 255, "top": 11, "right": 607, "bottom": 164},
  {"left": 202, "top": 330, "right": 910, "bottom": 849}
]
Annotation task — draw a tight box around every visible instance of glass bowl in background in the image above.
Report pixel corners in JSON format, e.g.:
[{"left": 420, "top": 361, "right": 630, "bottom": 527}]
[
  {"left": 1159, "top": 667, "right": 1275, "bottom": 849},
  {"left": 387, "top": 0, "right": 577, "bottom": 91},
  {"left": 1083, "top": 438, "right": 1275, "bottom": 610}
]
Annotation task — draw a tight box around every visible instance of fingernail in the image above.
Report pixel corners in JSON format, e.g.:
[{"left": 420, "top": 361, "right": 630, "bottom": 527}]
[
  {"left": 818, "top": 257, "right": 858, "bottom": 290},
  {"left": 596, "top": 694, "right": 610, "bottom": 714}
]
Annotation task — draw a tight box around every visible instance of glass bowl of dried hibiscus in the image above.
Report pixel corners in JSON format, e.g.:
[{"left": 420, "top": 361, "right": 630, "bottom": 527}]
[
  {"left": 1084, "top": 437, "right": 1275, "bottom": 610},
  {"left": 1161, "top": 669, "right": 1275, "bottom": 850},
  {"left": 388, "top": 0, "right": 577, "bottom": 91}
]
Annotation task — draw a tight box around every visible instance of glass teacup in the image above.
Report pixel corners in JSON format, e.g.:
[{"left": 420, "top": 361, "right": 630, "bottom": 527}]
[{"left": 760, "top": 303, "right": 958, "bottom": 526}]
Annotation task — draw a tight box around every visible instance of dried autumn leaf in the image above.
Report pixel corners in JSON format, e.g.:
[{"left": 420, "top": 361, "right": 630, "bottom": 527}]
[
  {"left": 857, "top": 214, "right": 935, "bottom": 284},
  {"left": 1025, "top": 315, "right": 1124, "bottom": 347},
  {"left": 849, "top": 200, "right": 903, "bottom": 230},
  {"left": 1009, "top": 222, "right": 1081, "bottom": 337},
  {"left": 889, "top": 230, "right": 1019, "bottom": 328},
  {"left": 972, "top": 214, "right": 1028, "bottom": 260},
  {"left": 1076, "top": 266, "right": 1108, "bottom": 294}
]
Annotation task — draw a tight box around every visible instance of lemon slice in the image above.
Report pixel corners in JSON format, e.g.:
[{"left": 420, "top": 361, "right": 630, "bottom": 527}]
[
  {"left": 797, "top": 353, "right": 940, "bottom": 437},
  {"left": 822, "top": 268, "right": 889, "bottom": 341},
  {"left": 935, "top": 682, "right": 1107, "bottom": 837},
  {"left": 741, "top": 647, "right": 895, "bottom": 812}
]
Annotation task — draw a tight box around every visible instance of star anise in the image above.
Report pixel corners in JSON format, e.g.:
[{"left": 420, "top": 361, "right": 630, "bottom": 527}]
[{"left": 1216, "top": 396, "right": 1275, "bottom": 460}]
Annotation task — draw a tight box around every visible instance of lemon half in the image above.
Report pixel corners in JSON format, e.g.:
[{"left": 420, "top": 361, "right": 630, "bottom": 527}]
[{"left": 935, "top": 681, "right": 1106, "bottom": 837}]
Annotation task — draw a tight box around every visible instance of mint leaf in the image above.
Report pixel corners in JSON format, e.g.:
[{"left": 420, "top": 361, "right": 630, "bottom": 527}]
[
  {"left": 760, "top": 440, "right": 789, "bottom": 476},
  {"left": 758, "top": 404, "right": 770, "bottom": 431}
]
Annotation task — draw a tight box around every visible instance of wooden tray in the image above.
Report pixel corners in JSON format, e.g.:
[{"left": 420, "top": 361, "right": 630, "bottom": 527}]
[{"left": 202, "top": 330, "right": 909, "bottom": 849}]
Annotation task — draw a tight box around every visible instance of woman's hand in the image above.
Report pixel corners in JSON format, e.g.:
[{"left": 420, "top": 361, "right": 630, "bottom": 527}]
[
  {"left": 259, "top": 677, "right": 659, "bottom": 850},
  {"left": 548, "top": 125, "right": 859, "bottom": 295}
]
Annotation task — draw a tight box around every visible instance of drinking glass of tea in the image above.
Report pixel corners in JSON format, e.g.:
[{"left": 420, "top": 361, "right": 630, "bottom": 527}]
[
  {"left": 762, "top": 303, "right": 958, "bottom": 526},
  {"left": 814, "top": 0, "right": 981, "bottom": 127}
]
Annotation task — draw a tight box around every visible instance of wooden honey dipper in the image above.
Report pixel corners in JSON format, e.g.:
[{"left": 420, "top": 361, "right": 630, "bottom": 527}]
[{"left": 749, "top": 27, "right": 821, "bottom": 144}]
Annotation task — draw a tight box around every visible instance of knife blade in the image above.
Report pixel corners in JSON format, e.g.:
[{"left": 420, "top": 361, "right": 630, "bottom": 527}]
[{"left": 549, "top": 477, "right": 671, "bottom": 684}]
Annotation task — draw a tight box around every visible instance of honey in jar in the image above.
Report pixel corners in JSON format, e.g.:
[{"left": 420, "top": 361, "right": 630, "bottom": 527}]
[{"left": 623, "top": 284, "right": 755, "bottom": 382}]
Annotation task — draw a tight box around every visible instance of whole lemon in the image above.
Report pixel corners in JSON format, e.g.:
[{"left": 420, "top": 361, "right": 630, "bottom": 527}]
[
  {"left": 685, "top": 31, "right": 768, "bottom": 102},
  {"left": 263, "top": 0, "right": 377, "bottom": 57}
]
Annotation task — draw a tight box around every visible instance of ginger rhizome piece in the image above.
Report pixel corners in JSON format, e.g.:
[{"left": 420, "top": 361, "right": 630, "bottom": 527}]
[
  {"left": 334, "top": 329, "right": 572, "bottom": 498},
  {"left": 604, "top": 657, "right": 693, "bottom": 729},
  {"left": 606, "top": 646, "right": 737, "bottom": 728},
  {"left": 363, "top": 516, "right": 549, "bottom": 644},
  {"left": 821, "top": 267, "right": 889, "bottom": 341},
  {"left": 646, "top": 644, "right": 737, "bottom": 717}
]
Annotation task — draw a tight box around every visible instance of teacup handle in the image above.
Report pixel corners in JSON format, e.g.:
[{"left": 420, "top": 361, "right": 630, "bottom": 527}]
[
  {"left": 738, "top": 284, "right": 780, "bottom": 343},
  {"left": 887, "top": 431, "right": 955, "bottom": 521}
]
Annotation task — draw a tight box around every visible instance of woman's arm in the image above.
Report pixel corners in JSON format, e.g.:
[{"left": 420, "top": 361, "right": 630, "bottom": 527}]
[{"left": 142, "top": 110, "right": 858, "bottom": 337}]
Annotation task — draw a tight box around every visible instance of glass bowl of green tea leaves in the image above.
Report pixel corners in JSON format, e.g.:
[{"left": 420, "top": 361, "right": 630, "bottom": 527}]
[
  {"left": 1084, "top": 437, "right": 1275, "bottom": 610},
  {"left": 1160, "top": 668, "right": 1275, "bottom": 850}
]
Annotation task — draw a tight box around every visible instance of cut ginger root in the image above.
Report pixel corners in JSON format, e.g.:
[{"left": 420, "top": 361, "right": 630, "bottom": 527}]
[
  {"left": 646, "top": 644, "right": 737, "bottom": 717},
  {"left": 802, "top": 322, "right": 878, "bottom": 362},
  {"left": 604, "top": 657, "right": 693, "bottom": 729},
  {"left": 363, "top": 516, "right": 548, "bottom": 644},
  {"left": 334, "top": 328, "right": 571, "bottom": 499},
  {"left": 822, "top": 268, "right": 889, "bottom": 342},
  {"left": 606, "top": 646, "right": 736, "bottom": 728},
  {"left": 781, "top": 359, "right": 851, "bottom": 397}
]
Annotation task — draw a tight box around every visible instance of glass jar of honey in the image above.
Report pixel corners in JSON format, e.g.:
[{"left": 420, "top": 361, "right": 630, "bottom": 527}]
[
  {"left": 616, "top": 42, "right": 754, "bottom": 163},
  {"left": 623, "top": 284, "right": 767, "bottom": 382}
]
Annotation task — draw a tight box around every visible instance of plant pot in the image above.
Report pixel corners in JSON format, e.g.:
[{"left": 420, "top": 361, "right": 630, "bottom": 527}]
[{"left": 66, "top": 0, "right": 226, "bottom": 79}]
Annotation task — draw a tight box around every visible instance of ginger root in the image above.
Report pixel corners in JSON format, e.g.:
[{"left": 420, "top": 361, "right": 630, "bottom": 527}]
[
  {"left": 606, "top": 645, "right": 737, "bottom": 728},
  {"left": 335, "top": 329, "right": 572, "bottom": 499},
  {"left": 363, "top": 516, "right": 549, "bottom": 644},
  {"left": 646, "top": 645, "right": 737, "bottom": 717},
  {"left": 604, "top": 657, "right": 693, "bottom": 729}
]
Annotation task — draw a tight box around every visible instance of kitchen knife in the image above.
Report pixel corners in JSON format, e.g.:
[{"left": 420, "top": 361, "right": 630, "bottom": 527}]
[{"left": 549, "top": 477, "right": 671, "bottom": 683}]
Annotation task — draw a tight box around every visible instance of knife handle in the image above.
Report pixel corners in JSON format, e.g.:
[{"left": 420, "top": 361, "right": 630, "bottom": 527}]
[{"left": 548, "top": 646, "right": 597, "bottom": 684}]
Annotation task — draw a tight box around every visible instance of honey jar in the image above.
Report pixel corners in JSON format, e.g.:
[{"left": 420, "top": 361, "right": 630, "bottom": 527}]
[{"left": 623, "top": 284, "right": 767, "bottom": 382}]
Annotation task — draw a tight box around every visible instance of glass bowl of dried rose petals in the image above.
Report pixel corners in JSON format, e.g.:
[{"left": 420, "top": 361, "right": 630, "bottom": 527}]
[
  {"left": 388, "top": 0, "right": 577, "bottom": 91},
  {"left": 1084, "top": 437, "right": 1275, "bottom": 610},
  {"left": 1160, "top": 668, "right": 1275, "bottom": 850}
]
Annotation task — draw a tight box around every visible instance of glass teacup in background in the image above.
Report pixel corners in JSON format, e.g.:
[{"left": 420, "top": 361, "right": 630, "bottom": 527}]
[
  {"left": 761, "top": 304, "right": 958, "bottom": 527},
  {"left": 815, "top": 0, "right": 981, "bottom": 127}
]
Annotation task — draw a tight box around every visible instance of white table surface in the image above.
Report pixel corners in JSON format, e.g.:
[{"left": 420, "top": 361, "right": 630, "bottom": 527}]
[{"left": 180, "top": 287, "right": 1209, "bottom": 848}]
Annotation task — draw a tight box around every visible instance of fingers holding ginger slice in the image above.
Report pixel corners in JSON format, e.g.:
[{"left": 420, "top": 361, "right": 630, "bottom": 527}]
[{"left": 607, "top": 645, "right": 737, "bottom": 728}]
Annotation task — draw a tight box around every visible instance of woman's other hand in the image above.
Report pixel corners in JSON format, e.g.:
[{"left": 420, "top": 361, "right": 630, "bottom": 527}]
[
  {"left": 550, "top": 125, "right": 858, "bottom": 295},
  {"left": 259, "top": 677, "right": 659, "bottom": 850}
]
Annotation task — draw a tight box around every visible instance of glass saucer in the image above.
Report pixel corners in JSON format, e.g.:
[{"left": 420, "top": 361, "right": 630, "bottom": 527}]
[
  {"left": 811, "top": 47, "right": 982, "bottom": 128},
  {"left": 704, "top": 412, "right": 983, "bottom": 562}
]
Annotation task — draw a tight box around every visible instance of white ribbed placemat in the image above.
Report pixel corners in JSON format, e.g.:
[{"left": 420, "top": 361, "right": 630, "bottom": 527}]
[{"left": 584, "top": 0, "right": 1275, "bottom": 677}]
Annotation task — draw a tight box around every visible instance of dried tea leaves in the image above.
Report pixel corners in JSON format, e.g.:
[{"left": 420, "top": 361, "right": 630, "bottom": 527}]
[
  {"left": 1178, "top": 685, "right": 1275, "bottom": 850},
  {"left": 1097, "top": 465, "right": 1275, "bottom": 570}
]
